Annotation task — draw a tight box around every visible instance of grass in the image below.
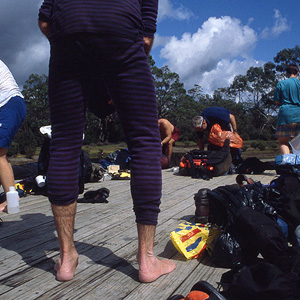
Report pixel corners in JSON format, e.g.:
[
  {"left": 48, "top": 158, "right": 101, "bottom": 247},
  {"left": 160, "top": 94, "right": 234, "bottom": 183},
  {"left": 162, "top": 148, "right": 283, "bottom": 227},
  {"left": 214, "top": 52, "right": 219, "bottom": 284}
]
[
  {"left": 82, "top": 142, "right": 127, "bottom": 160},
  {"left": 10, "top": 139, "right": 279, "bottom": 166},
  {"left": 82, "top": 140, "right": 279, "bottom": 161},
  {"left": 8, "top": 142, "right": 128, "bottom": 165}
]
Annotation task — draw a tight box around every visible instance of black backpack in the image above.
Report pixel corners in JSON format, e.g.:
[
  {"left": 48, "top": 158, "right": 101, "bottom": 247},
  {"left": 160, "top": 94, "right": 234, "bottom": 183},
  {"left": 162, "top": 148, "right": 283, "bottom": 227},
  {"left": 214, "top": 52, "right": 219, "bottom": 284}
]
[
  {"left": 179, "top": 139, "right": 232, "bottom": 180},
  {"left": 237, "top": 157, "right": 275, "bottom": 174},
  {"left": 38, "top": 137, "right": 92, "bottom": 194}
]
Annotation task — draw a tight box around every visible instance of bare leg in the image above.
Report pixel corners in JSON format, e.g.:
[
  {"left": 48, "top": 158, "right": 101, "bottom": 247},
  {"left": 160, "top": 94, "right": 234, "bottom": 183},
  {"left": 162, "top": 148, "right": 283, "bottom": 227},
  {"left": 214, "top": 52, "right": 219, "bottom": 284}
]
[
  {"left": 278, "top": 137, "right": 290, "bottom": 154},
  {"left": 0, "top": 148, "right": 16, "bottom": 212},
  {"left": 137, "top": 223, "right": 176, "bottom": 283},
  {"left": 165, "top": 139, "right": 175, "bottom": 165},
  {"left": 51, "top": 202, "right": 79, "bottom": 281},
  {"left": 0, "top": 200, "right": 7, "bottom": 212}
]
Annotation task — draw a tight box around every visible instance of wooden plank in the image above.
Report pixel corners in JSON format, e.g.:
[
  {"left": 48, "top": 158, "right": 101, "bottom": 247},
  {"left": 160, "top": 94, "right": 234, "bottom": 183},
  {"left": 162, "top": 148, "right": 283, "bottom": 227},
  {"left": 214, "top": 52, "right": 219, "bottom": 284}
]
[
  {"left": 2, "top": 186, "right": 194, "bottom": 298},
  {"left": 0, "top": 169, "right": 278, "bottom": 300}
]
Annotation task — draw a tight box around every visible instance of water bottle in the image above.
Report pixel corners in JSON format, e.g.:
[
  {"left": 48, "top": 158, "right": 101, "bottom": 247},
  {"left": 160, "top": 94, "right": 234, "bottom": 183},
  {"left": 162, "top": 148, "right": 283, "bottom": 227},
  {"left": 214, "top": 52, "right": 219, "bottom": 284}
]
[
  {"left": 6, "top": 186, "right": 19, "bottom": 214},
  {"left": 172, "top": 167, "right": 179, "bottom": 174}
]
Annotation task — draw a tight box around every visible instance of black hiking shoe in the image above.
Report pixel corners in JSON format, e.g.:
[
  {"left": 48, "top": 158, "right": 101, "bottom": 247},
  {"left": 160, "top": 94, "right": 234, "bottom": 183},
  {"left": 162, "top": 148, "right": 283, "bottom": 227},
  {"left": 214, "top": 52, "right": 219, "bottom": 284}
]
[{"left": 78, "top": 188, "right": 110, "bottom": 203}]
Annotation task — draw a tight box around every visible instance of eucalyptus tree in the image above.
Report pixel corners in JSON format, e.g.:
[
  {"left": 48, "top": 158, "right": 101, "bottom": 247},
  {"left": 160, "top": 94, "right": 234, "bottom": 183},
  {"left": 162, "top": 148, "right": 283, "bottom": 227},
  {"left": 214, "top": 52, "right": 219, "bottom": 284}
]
[
  {"left": 149, "top": 56, "right": 200, "bottom": 140},
  {"left": 222, "top": 62, "right": 278, "bottom": 138},
  {"left": 274, "top": 45, "right": 300, "bottom": 74},
  {"left": 22, "top": 73, "right": 50, "bottom": 136}
]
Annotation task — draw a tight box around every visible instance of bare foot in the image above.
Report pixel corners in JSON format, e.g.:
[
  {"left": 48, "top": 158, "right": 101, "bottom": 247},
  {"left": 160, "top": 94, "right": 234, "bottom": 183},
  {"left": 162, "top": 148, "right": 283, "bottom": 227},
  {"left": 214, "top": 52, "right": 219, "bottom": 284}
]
[
  {"left": 54, "top": 254, "right": 79, "bottom": 281},
  {"left": 138, "top": 252, "right": 176, "bottom": 283},
  {"left": 0, "top": 197, "right": 21, "bottom": 213},
  {"left": 0, "top": 201, "right": 7, "bottom": 213}
]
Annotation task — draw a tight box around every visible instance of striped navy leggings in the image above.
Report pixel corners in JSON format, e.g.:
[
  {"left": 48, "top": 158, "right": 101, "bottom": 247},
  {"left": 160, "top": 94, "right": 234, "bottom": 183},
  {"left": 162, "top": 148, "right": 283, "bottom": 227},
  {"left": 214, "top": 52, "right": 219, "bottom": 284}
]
[{"left": 47, "top": 34, "right": 161, "bottom": 225}]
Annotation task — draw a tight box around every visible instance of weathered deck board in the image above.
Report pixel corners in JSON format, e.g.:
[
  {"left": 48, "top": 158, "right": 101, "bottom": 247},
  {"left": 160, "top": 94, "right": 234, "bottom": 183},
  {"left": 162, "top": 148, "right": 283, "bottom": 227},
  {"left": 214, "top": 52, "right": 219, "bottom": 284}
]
[{"left": 0, "top": 169, "right": 277, "bottom": 300}]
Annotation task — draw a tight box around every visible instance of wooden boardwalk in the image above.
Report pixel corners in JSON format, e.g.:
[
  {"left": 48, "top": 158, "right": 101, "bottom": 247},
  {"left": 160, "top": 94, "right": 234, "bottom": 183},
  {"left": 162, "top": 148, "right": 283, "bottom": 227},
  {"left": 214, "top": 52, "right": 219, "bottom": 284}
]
[{"left": 0, "top": 168, "right": 277, "bottom": 300}]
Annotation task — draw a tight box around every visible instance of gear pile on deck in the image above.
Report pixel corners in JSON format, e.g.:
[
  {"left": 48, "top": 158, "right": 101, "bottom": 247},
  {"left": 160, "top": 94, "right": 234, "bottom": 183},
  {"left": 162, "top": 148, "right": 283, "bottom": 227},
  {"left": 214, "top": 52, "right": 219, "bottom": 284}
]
[
  {"left": 178, "top": 139, "right": 275, "bottom": 181},
  {"left": 189, "top": 166, "right": 300, "bottom": 299}
]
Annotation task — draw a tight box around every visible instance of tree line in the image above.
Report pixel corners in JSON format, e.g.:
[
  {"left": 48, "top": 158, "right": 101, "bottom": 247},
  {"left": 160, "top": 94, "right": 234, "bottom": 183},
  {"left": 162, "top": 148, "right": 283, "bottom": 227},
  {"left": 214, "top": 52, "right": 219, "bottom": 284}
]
[{"left": 9, "top": 45, "right": 300, "bottom": 157}]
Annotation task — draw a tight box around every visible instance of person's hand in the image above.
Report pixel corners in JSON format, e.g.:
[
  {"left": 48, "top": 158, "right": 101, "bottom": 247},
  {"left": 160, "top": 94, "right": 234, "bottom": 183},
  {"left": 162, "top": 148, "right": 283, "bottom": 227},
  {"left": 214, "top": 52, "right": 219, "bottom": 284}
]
[
  {"left": 39, "top": 20, "right": 51, "bottom": 38},
  {"left": 234, "top": 131, "right": 241, "bottom": 137},
  {"left": 143, "top": 37, "right": 154, "bottom": 56}
]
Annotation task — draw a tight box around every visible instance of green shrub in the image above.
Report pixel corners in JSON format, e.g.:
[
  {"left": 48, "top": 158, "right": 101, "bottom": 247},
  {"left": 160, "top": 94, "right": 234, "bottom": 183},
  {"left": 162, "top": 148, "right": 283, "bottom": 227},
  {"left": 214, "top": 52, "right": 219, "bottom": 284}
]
[
  {"left": 14, "top": 124, "right": 37, "bottom": 156},
  {"left": 270, "top": 142, "right": 278, "bottom": 149},
  {"left": 241, "top": 133, "right": 249, "bottom": 141},
  {"left": 241, "top": 145, "right": 248, "bottom": 151},
  {"left": 250, "top": 141, "right": 258, "bottom": 148},
  {"left": 257, "top": 142, "right": 266, "bottom": 151},
  {"left": 7, "top": 142, "right": 19, "bottom": 157},
  {"left": 24, "top": 145, "right": 37, "bottom": 158},
  {"left": 183, "top": 141, "right": 188, "bottom": 147},
  {"left": 181, "top": 135, "right": 190, "bottom": 142}
]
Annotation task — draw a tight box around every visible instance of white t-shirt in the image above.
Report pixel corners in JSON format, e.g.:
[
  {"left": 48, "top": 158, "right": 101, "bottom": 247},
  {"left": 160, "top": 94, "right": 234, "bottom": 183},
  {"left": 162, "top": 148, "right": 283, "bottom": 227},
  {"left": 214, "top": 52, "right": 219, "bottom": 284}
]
[{"left": 0, "top": 60, "right": 23, "bottom": 107}]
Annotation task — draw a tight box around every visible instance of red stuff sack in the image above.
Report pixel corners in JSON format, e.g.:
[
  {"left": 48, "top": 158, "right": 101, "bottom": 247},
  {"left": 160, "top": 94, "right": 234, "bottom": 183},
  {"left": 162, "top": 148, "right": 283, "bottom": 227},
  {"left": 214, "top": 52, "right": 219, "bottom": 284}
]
[{"left": 208, "top": 124, "right": 243, "bottom": 148}]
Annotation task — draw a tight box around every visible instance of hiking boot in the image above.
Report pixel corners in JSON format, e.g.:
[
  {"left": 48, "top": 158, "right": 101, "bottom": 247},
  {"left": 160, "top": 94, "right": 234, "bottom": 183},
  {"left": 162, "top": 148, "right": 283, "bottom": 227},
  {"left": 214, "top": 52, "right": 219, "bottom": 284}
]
[{"left": 194, "top": 188, "right": 211, "bottom": 224}]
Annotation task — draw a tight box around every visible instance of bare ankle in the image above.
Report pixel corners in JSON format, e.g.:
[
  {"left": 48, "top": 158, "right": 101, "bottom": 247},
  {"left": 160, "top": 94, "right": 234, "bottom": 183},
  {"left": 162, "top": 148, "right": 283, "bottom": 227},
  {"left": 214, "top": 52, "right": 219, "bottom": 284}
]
[
  {"left": 138, "top": 253, "right": 176, "bottom": 283},
  {"left": 55, "top": 251, "right": 79, "bottom": 281}
]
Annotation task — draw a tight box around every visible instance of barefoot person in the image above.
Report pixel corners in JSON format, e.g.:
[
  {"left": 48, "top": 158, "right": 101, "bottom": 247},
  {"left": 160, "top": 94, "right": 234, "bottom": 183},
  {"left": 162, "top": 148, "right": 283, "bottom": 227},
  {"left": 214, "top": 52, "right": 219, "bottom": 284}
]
[
  {"left": 0, "top": 60, "right": 26, "bottom": 212},
  {"left": 158, "top": 118, "right": 179, "bottom": 167},
  {"left": 38, "top": 0, "right": 176, "bottom": 282}
]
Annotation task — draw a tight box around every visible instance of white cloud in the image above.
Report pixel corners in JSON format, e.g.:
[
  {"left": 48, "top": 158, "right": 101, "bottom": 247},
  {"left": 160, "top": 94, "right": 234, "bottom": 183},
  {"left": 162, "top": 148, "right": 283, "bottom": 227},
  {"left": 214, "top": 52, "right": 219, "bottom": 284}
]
[
  {"left": 195, "top": 58, "right": 262, "bottom": 94},
  {"left": 260, "top": 9, "right": 290, "bottom": 39},
  {"left": 153, "top": 34, "right": 172, "bottom": 49},
  {"left": 158, "top": 0, "right": 193, "bottom": 21},
  {"left": 160, "top": 16, "right": 258, "bottom": 94},
  {"left": 272, "top": 9, "right": 290, "bottom": 36}
]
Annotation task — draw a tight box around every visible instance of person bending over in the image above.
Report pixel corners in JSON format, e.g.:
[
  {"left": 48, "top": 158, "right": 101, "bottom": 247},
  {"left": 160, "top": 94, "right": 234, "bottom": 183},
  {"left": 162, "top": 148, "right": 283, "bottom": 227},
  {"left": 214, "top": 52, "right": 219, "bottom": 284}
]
[
  {"left": 192, "top": 106, "right": 239, "bottom": 150},
  {"left": 158, "top": 118, "right": 179, "bottom": 167}
]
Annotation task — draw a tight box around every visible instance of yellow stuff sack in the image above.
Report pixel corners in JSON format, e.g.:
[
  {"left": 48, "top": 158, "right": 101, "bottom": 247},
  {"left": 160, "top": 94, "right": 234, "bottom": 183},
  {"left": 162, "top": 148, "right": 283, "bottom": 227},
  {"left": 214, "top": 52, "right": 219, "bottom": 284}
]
[
  {"left": 170, "top": 222, "right": 210, "bottom": 259},
  {"left": 111, "top": 171, "right": 130, "bottom": 180}
]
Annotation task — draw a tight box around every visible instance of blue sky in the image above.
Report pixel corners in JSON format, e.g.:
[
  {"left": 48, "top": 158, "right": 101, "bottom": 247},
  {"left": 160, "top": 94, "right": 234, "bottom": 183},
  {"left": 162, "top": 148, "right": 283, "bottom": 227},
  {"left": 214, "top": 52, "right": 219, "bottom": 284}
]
[
  {"left": 0, "top": 0, "right": 299, "bottom": 94},
  {"left": 152, "top": 0, "right": 300, "bottom": 93}
]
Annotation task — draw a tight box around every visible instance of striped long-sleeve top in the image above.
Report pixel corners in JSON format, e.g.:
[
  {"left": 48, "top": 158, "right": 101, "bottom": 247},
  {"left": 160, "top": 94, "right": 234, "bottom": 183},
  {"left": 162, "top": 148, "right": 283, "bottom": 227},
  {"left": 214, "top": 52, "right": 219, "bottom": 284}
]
[{"left": 38, "top": 0, "right": 158, "bottom": 41}]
